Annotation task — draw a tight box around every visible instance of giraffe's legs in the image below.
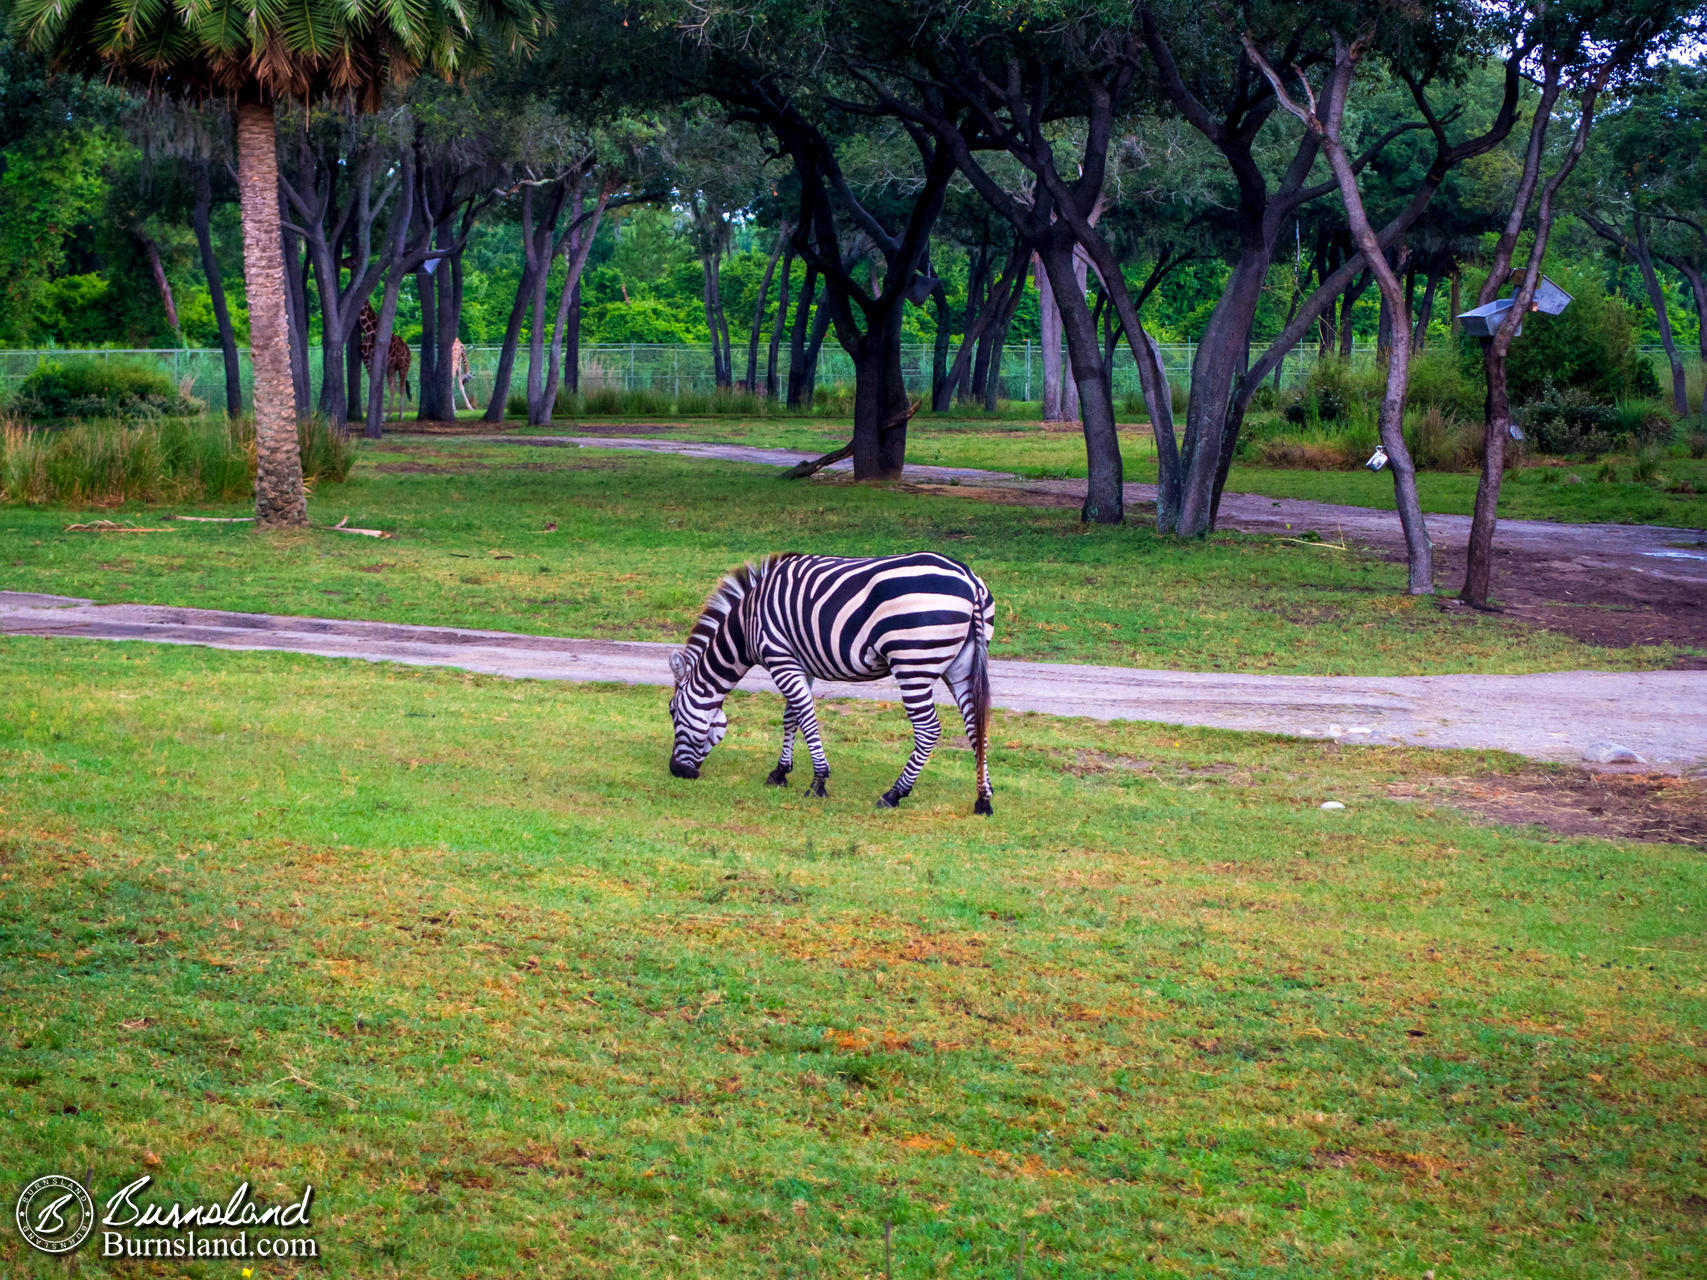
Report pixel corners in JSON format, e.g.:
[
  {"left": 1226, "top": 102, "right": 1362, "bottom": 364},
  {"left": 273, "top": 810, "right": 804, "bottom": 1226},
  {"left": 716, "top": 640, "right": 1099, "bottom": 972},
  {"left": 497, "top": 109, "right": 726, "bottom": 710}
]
[{"left": 877, "top": 669, "right": 942, "bottom": 808}]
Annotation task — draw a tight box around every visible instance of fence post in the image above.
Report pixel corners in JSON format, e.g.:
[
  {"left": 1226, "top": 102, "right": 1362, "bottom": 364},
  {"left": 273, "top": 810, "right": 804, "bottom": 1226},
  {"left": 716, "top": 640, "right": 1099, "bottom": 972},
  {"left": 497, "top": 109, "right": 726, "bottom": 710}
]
[{"left": 1024, "top": 339, "right": 1032, "bottom": 401}]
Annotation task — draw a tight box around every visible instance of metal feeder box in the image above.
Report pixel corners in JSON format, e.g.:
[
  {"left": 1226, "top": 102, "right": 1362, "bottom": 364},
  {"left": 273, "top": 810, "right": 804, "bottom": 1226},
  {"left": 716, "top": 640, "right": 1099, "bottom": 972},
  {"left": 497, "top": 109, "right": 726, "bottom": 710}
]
[
  {"left": 1529, "top": 275, "right": 1573, "bottom": 315},
  {"left": 1456, "top": 297, "right": 1519, "bottom": 339},
  {"left": 1455, "top": 275, "right": 1573, "bottom": 338}
]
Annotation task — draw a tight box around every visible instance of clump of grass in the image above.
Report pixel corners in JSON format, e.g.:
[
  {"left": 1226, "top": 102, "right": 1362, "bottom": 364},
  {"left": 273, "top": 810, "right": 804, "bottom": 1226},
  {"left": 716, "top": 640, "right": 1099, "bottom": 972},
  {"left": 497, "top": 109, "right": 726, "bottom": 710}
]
[
  {"left": 1631, "top": 443, "right": 1664, "bottom": 485},
  {"left": 1684, "top": 430, "right": 1706, "bottom": 460},
  {"left": 0, "top": 414, "right": 355, "bottom": 506},
  {"left": 1403, "top": 405, "right": 1481, "bottom": 472}
]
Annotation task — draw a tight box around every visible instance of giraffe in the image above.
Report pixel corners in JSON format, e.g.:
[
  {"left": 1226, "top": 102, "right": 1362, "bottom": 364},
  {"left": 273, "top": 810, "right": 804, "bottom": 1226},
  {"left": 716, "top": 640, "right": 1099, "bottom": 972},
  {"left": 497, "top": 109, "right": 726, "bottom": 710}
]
[
  {"left": 450, "top": 338, "right": 476, "bottom": 413},
  {"left": 358, "top": 302, "right": 413, "bottom": 421}
]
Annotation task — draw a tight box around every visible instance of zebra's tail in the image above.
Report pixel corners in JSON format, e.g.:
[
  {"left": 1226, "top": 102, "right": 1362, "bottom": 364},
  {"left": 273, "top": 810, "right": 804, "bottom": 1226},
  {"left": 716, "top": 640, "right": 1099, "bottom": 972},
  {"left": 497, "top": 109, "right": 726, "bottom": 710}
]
[{"left": 969, "top": 593, "right": 993, "bottom": 816}]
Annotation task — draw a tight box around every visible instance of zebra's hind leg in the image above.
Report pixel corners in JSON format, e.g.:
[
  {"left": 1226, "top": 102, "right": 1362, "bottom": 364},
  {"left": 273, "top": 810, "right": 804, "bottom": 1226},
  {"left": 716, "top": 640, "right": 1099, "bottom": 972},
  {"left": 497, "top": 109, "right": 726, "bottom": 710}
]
[{"left": 878, "top": 674, "right": 942, "bottom": 809}]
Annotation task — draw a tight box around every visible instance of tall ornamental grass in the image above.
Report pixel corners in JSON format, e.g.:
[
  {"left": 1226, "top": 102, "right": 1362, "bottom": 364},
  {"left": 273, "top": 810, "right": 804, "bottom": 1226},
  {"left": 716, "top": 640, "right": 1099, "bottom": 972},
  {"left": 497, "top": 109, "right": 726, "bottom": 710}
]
[{"left": 0, "top": 416, "right": 355, "bottom": 506}]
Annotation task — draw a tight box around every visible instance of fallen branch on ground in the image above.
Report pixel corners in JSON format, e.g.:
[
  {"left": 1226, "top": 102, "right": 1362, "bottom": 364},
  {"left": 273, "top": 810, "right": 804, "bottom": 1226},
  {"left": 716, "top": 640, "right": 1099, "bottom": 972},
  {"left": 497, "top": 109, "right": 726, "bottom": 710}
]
[
  {"left": 778, "top": 400, "right": 921, "bottom": 481},
  {"left": 778, "top": 442, "right": 854, "bottom": 479},
  {"left": 167, "top": 515, "right": 255, "bottom": 523},
  {"left": 64, "top": 521, "right": 177, "bottom": 533}
]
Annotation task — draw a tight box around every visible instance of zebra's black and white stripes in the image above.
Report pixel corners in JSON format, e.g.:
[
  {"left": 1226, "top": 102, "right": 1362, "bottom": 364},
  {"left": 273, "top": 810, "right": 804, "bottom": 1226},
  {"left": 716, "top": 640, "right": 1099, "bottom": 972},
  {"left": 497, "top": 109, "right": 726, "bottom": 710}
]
[{"left": 668, "top": 553, "right": 996, "bottom": 815}]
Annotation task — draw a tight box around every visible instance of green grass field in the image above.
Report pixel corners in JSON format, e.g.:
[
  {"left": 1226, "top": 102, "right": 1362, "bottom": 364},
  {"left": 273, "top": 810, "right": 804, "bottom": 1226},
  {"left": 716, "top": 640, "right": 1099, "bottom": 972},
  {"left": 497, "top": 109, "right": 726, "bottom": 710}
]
[
  {"left": 1, "top": 441, "right": 1691, "bottom": 676},
  {"left": 3, "top": 639, "right": 1703, "bottom": 1278},
  {"left": 513, "top": 417, "right": 1707, "bottom": 529}
]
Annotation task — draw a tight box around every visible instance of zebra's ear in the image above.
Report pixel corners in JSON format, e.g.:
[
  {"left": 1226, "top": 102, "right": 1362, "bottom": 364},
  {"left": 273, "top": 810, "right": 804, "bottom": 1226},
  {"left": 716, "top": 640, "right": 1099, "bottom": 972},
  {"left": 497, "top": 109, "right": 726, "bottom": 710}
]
[{"left": 669, "top": 651, "right": 686, "bottom": 679}]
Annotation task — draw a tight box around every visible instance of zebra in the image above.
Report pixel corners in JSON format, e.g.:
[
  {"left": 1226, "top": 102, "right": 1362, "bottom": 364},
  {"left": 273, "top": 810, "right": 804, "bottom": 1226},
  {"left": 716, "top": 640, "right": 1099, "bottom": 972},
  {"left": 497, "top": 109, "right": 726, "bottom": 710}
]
[{"left": 668, "top": 553, "right": 996, "bottom": 815}]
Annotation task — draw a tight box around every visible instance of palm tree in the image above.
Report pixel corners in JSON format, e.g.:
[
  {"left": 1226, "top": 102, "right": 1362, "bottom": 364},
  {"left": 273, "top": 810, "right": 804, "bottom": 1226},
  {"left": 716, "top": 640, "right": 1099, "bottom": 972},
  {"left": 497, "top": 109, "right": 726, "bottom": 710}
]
[{"left": 5, "top": 0, "right": 550, "bottom": 525}]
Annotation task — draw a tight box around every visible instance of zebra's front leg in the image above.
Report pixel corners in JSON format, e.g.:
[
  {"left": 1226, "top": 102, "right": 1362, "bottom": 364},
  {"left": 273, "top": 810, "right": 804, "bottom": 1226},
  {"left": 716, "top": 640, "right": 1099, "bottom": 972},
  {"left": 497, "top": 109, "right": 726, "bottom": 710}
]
[
  {"left": 766, "top": 702, "right": 799, "bottom": 786},
  {"left": 878, "top": 676, "right": 942, "bottom": 809},
  {"left": 768, "top": 661, "right": 830, "bottom": 796}
]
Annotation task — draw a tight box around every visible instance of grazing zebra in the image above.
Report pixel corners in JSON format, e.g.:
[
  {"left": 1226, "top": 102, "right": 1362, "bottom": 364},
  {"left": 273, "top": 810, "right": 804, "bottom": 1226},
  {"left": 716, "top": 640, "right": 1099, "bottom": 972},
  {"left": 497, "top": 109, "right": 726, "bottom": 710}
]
[{"left": 668, "top": 553, "right": 996, "bottom": 815}]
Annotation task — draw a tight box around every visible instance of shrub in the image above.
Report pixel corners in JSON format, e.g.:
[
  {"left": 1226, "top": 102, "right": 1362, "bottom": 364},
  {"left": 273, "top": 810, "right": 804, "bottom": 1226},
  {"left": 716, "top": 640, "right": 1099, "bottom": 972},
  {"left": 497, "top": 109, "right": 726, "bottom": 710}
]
[
  {"left": 0, "top": 415, "right": 354, "bottom": 506},
  {"left": 1688, "top": 430, "right": 1707, "bottom": 459},
  {"left": 1517, "top": 383, "right": 1675, "bottom": 457},
  {"left": 12, "top": 358, "right": 204, "bottom": 422}
]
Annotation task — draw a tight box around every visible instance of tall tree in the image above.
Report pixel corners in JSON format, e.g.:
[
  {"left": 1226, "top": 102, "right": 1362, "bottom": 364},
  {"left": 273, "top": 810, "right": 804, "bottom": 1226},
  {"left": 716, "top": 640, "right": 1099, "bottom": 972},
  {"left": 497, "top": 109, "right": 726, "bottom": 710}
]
[
  {"left": 1461, "top": 0, "right": 1703, "bottom": 607},
  {"left": 8, "top": 0, "right": 552, "bottom": 524},
  {"left": 1579, "top": 64, "right": 1707, "bottom": 417}
]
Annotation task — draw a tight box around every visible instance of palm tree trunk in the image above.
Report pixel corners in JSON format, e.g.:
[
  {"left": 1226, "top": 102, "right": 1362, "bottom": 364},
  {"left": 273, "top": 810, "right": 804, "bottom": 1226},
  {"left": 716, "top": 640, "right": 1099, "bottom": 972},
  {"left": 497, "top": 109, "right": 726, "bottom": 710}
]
[{"left": 235, "top": 100, "right": 306, "bottom": 526}]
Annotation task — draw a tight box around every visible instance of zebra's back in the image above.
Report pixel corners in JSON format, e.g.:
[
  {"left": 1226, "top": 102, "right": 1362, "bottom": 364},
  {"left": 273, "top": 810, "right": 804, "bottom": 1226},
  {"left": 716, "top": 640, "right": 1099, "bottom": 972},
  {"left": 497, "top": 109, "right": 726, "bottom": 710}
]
[{"left": 756, "top": 553, "right": 989, "bottom": 682}]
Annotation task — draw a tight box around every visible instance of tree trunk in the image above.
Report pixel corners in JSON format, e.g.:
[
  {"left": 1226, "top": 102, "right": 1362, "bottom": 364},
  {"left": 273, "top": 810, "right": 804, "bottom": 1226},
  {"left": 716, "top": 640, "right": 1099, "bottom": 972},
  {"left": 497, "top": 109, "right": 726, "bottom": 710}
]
[
  {"left": 234, "top": 100, "right": 307, "bottom": 525},
  {"left": 1174, "top": 249, "right": 1267, "bottom": 535},
  {"left": 1038, "top": 253, "right": 1069, "bottom": 421},
  {"left": 433, "top": 229, "right": 459, "bottom": 416},
  {"left": 1462, "top": 338, "right": 1509, "bottom": 607},
  {"left": 1040, "top": 241, "right": 1122, "bottom": 523},
  {"left": 849, "top": 312, "right": 910, "bottom": 480},
  {"left": 485, "top": 265, "right": 537, "bottom": 422},
  {"left": 746, "top": 228, "right": 788, "bottom": 392},
  {"left": 786, "top": 267, "right": 819, "bottom": 409},
  {"left": 1631, "top": 217, "right": 1689, "bottom": 416},
  {"left": 346, "top": 330, "right": 363, "bottom": 426},
  {"left": 1338, "top": 270, "right": 1370, "bottom": 357},
  {"left": 565, "top": 278, "right": 581, "bottom": 395},
  {"left": 192, "top": 162, "right": 243, "bottom": 416},
  {"left": 138, "top": 231, "right": 180, "bottom": 338},
  {"left": 766, "top": 249, "right": 793, "bottom": 399},
  {"left": 1412, "top": 272, "right": 1439, "bottom": 349},
  {"left": 930, "top": 282, "right": 953, "bottom": 412},
  {"left": 416, "top": 261, "right": 441, "bottom": 420},
  {"left": 280, "top": 226, "right": 312, "bottom": 421}
]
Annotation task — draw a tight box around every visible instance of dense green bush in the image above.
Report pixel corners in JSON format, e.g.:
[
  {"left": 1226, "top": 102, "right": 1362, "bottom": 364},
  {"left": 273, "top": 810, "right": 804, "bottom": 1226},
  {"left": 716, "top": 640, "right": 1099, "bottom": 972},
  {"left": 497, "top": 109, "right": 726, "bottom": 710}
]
[
  {"left": 1517, "top": 382, "right": 1674, "bottom": 458},
  {"left": 12, "top": 358, "right": 204, "bottom": 421},
  {"left": 0, "top": 414, "right": 354, "bottom": 506},
  {"left": 1492, "top": 272, "right": 1661, "bottom": 404}
]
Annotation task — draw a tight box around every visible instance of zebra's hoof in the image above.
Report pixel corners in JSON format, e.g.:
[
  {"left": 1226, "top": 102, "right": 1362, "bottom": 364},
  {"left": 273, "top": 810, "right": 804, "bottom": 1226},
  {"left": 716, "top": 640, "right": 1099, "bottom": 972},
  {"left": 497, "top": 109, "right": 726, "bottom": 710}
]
[
  {"left": 807, "top": 775, "right": 828, "bottom": 798},
  {"left": 974, "top": 795, "right": 994, "bottom": 816},
  {"left": 765, "top": 766, "right": 790, "bottom": 787},
  {"left": 875, "top": 791, "right": 900, "bottom": 809}
]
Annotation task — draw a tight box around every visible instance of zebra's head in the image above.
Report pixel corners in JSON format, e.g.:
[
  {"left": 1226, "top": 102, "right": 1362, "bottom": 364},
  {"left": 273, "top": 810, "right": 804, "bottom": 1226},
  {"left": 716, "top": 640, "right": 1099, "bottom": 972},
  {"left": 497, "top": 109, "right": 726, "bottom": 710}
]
[{"left": 668, "top": 649, "right": 727, "bottom": 778}]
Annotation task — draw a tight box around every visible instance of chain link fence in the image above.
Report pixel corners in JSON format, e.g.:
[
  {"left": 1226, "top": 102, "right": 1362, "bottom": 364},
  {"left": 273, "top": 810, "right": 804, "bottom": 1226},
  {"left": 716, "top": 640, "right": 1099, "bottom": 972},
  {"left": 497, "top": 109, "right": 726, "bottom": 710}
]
[{"left": 14, "top": 340, "right": 1664, "bottom": 415}]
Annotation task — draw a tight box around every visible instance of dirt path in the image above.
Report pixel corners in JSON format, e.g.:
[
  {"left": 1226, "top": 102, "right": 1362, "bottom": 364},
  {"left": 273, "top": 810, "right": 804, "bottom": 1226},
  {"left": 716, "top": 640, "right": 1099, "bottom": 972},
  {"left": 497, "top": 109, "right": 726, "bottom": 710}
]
[
  {"left": 5, "top": 592, "right": 1702, "bottom": 771},
  {"left": 508, "top": 434, "right": 1707, "bottom": 655}
]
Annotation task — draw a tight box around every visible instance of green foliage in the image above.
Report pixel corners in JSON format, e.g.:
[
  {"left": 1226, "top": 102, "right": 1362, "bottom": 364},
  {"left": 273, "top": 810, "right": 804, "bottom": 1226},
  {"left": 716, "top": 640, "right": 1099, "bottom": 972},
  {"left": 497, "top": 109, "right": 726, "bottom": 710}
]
[
  {"left": 0, "top": 125, "right": 111, "bottom": 345},
  {"left": 11, "top": 357, "right": 202, "bottom": 420},
  {"left": 30, "top": 272, "right": 111, "bottom": 343},
  {"left": 0, "top": 413, "right": 354, "bottom": 505},
  {"left": 1518, "top": 382, "right": 1674, "bottom": 457},
  {"left": 1499, "top": 270, "right": 1662, "bottom": 404}
]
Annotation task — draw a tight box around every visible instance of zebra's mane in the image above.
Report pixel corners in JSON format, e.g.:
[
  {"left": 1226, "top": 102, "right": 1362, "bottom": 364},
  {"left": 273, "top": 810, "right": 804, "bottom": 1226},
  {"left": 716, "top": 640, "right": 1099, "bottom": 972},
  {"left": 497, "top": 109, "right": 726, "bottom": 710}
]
[{"left": 673, "top": 555, "right": 791, "bottom": 684}]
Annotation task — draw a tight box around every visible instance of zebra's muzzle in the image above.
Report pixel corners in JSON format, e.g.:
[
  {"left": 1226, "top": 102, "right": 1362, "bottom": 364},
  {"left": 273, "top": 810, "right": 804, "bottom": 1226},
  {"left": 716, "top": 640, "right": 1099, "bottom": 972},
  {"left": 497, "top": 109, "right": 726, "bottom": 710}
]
[{"left": 669, "top": 758, "right": 701, "bottom": 780}]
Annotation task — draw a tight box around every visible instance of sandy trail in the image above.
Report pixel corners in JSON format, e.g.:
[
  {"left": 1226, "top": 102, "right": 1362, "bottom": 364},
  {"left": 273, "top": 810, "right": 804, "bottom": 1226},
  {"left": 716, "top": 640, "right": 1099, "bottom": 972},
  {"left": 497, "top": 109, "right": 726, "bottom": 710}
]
[{"left": 5, "top": 592, "right": 1701, "bottom": 771}]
